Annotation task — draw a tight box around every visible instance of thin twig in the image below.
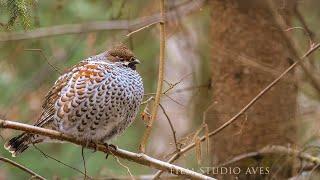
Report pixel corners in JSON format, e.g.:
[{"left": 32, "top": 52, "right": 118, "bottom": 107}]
[
  {"left": 153, "top": 42, "right": 320, "bottom": 179},
  {"left": 168, "top": 84, "right": 210, "bottom": 94},
  {"left": 82, "top": 147, "right": 87, "bottom": 180},
  {"left": 163, "top": 73, "right": 192, "bottom": 94},
  {"left": 293, "top": 4, "right": 315, "bottom": 43},
  {"left": 0, "top": 119, "right": 215, "bottom": 180},
  {"left": 159, "top": 103, "right": 179, "bottom": 151},
  {"left": 139, "top": 0, "right": 166, "bottom": 153},
  {"left": 126, "top": 21, "right": 159, "bottom": 37},
  {"left": 32, "top": 144, "right": 92, "bottom": 179},
  {"left": 24, "top": 48, "right": 62, "bottom": 75},
  {"left": 284, "top": 27, "right": 314, "bottom": 46},
  {"left": 141, "top": 97, "right": 154, "bottom": 105},
  {"left": 4, "top": 36, "right": 85, "bottom": 117},
  {"left": 144, "top": 74, "right": 192, "bottom": 97},
  {"left": 110, "top": 151, "right": 135, "bottom": 180},
  {"left": 163, "top": 94, "right": 185, "bottom": 107},
  {"left": 0, "top": 156, "right": 46, "bottom": 180}
]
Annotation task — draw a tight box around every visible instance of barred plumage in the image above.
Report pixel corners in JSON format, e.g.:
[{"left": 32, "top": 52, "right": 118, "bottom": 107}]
[{"left": 4, "top": 45, "right": 144, "bottom": 157}]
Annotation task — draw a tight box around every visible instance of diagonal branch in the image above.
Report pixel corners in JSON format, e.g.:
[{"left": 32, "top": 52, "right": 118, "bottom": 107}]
[
  {"left": 0, "top": 119, "right": 215, "bottom": 180},
  {"left": 139, "top": 0, "right": 166, "bottom": 153},
  {"left": 159, "top": 103, "right": 179, "bottom": 151},
  {"left": 0, "top": 156, "right": 46, "bottom": 180},
  {"left": 153, "top": 42, "right": 320, "bottom": 179}
]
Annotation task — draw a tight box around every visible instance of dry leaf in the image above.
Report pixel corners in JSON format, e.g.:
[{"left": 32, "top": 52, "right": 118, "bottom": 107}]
[
  {"left": 195, "top": 136, "right": 202, "bottom": 164},
  {"left": 141, "top": 106, "right": 151, "bottom": 125},
  {"left": 204, "top": 123, "right": 210, "bottom": 156}
]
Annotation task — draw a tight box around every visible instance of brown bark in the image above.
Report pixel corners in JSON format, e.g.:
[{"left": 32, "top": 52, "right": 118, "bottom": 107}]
[{"left": 208, "top": 0, "right": 298, "bottom": 178}]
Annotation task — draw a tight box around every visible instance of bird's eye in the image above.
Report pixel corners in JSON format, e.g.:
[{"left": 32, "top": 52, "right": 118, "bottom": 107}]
[
  {"left": 130, "top": 57, "right": 135, "bottom": 61},
  {"left": 119, "top": 58, "right": 124, "bottom": 62}
]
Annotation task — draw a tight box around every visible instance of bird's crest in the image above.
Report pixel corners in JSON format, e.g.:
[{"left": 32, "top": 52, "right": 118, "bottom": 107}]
[{"left": 107, "top": 44, "right": 135, "bottom": 62}]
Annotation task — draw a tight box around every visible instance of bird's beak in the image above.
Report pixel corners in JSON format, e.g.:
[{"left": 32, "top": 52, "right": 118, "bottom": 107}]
[
  {"left": 133, "top": 58, "right": 141, "bottom": 64},
  {"left": 124, "top": 59, "right": 140, "bottom": 66}
]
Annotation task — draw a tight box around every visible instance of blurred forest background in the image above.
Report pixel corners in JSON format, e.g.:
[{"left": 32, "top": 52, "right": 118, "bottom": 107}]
[{"left": 1, "top": 0, "right": 320, "bottom": 179}]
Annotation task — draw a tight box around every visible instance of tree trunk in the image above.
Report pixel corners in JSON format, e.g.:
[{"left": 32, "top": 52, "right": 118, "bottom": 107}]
[{"left": 208, "top": 0, "right": 298, "bottom": 179}]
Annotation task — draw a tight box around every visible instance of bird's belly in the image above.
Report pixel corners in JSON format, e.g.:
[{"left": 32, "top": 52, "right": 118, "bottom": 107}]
[
  {"left": 57, "top": 93, "right": 136, "bottom": 143},
  {"left": 59, "top": 114, "right": 125, "bottom": 142}
]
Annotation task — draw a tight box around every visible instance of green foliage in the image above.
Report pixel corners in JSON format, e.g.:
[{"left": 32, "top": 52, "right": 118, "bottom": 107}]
[{"left": 1, "top": 0, "right": 33, "bottom": 30}]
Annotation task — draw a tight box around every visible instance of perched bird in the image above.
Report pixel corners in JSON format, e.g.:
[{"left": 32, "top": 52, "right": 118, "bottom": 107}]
[{"left": 4, "top": 45, "right": 144, "bottom": 157}]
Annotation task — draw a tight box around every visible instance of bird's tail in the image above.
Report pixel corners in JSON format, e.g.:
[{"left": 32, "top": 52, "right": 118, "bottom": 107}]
[{"left": 4, "top": 133, "right": 31, "bottom": 157}]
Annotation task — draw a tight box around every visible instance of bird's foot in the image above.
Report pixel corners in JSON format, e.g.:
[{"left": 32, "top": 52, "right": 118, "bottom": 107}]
[
  {"left": 103, "top": 143, "right": 118, "bottom": 159},
  {"left": 84, "top": 140, "right": 98, "bottom": 153},
  {"left": 109, "top": 144, "right": 118, "bottom": 151},
  {"left": 91, "top": 142, "right": 98, "bottom": 153}
]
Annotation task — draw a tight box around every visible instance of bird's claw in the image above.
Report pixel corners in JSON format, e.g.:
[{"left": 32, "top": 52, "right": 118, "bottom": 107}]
[
  {"left": 84, "top": 140, "right": 98, "bottom": 153},
  {"left": 91, "top": 142, "right": 98, "bottom": 153},
  {"left": 109, "top": 144, "right": 118, "bottom": 151},
  {"left": 103, "top": 143, "right": 118, "bottom": 159}
]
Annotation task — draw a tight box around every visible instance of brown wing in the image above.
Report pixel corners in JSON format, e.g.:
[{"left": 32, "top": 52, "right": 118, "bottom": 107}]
[
  {"left": 34, "top": 74, "right": 71, "bottom": 127},
  {"left": 34, "top": 61, "right": 88, "bottom": 127}
]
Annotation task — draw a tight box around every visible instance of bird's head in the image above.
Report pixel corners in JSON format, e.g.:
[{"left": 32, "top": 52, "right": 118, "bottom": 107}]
[{"left": 106, "top": 45, "right": 140, "bottom": 70}]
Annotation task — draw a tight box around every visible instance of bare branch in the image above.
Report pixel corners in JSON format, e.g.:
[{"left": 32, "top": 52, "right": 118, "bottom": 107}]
[
  {"left": 0, "top": 156, "right": 46, "bottom": 180},
  {"left": 126, "top": 21, "right": 159, "bottom": 37},
  {"left": 159, "top": 103, "right": 179, "bottom": 151},
  {"left": 0, "top": 0, "right": 206, "bottom": 42},
  {"left": 139, "top": 0, "right": 166, "bottom": 153},
  {"left": 0, "top": 119, "right": 215, "bottom": 180}
]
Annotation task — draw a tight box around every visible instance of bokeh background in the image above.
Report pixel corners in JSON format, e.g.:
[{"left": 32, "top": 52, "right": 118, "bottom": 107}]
[
  {"left": 0, "top": 1, "right": 211, "bottom": 179},
  {"left": 1, "top": 0, "right": 320, "bottom": 179}
]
